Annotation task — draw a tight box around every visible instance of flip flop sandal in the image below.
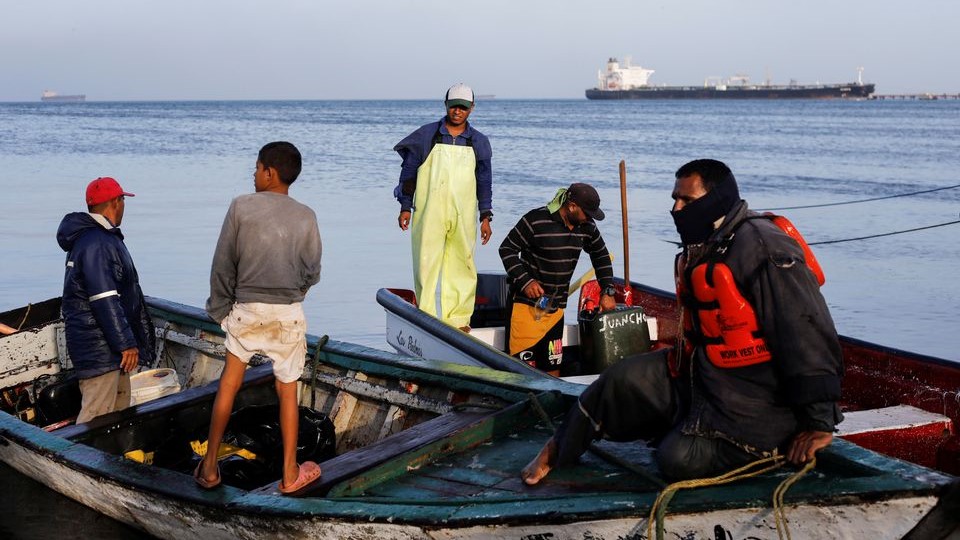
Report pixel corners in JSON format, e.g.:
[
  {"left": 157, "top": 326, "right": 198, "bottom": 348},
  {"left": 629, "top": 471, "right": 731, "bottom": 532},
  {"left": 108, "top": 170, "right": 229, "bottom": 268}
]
[
  {"left": 278, "top": 461, "right": 322, "bottom": 496},
  {"left": 194, "top": 461, "right": 222, "bottom": 489}
]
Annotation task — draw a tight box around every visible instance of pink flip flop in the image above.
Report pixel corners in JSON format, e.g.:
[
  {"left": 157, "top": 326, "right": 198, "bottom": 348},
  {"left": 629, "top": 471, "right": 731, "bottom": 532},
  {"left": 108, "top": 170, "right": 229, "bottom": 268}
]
[
  {"left": 194, "top": 461, "right": 221, "bottom": 489},
  {"left": 278, "top": 461, "right": 322, "bottom": 496}
]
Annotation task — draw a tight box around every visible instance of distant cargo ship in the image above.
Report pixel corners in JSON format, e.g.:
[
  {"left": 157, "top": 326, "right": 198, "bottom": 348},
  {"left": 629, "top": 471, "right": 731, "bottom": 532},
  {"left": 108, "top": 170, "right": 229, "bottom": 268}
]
[
  {"left": 585, "top": 58, "right": 875, "bottom": 100},
  {"left": 40, "top": 90, "right": 86, "bottom": 103}
]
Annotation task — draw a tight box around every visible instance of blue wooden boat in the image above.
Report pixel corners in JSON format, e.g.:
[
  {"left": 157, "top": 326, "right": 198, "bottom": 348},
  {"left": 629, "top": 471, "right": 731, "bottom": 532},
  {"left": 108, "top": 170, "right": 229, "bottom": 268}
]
[{"left": 1, "top": 296, "right": 957, "bottom": 539}]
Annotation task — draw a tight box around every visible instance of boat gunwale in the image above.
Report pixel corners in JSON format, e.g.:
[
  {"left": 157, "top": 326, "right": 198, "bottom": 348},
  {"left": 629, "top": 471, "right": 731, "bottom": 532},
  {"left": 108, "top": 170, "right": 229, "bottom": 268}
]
[
  {"left": 615, "top": 279, "right": 957, "bottom": 369},
  {"left": 376, "top": 287, "right": 545, "bottom": 377},
  {"left": 150, "top": 295, "right": 586, "bottom": 400}
]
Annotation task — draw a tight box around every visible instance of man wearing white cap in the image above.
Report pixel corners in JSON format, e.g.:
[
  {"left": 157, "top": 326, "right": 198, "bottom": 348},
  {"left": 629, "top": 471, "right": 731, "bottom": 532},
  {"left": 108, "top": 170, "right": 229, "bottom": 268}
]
[
  {"left": 57, "top": 177, "right": 156, "bottom": 423},
  {"left": 393, "top": 83, "right": 494, "bottom": 330}
]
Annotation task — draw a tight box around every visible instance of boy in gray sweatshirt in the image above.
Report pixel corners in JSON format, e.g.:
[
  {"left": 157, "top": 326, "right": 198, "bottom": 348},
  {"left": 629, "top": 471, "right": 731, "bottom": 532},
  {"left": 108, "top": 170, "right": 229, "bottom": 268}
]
[{"left": 196, "top": 141, "right": 323, "bottom": 495}]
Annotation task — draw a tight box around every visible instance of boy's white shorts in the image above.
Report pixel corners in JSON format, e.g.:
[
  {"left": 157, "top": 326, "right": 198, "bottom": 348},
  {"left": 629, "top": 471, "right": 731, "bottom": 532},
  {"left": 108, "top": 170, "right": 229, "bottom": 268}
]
[{"left": 222, "top": 302, "right": 307, "bottom": 383}]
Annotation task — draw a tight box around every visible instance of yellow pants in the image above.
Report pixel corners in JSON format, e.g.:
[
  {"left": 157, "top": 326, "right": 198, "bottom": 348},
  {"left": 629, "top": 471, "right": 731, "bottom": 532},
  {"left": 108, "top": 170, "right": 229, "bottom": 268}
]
[
  {"left": 509, "top": 303, "right": 565, "bottom": 372},
  {"left": 411, "top": 143, "right": 478, "bottom": 328}
]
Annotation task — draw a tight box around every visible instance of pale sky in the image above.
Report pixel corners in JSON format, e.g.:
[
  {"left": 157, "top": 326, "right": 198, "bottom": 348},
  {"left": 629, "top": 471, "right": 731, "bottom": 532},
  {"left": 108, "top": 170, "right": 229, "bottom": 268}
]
[{"left": 2, "top": 0, "right": 958, "bottom": 101}]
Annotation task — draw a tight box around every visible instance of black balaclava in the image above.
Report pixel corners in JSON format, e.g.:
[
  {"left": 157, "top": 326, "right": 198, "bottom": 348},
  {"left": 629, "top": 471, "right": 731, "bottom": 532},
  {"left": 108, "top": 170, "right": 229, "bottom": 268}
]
[{"left": 671, "top": 175, "right": 740, "bottom": 245}]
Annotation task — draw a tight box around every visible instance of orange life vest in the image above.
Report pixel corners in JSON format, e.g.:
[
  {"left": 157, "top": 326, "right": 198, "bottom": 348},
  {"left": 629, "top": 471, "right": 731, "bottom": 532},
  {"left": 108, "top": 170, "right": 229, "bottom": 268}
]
[
  {"left": 765, "top": 214, "right": 824, "bottom": 286},
  {"left": 674, "top": 214, "right": 824, "bottom": 371},
  {"left": 689, "top": 261, "right": 771, "bottom": 368}
]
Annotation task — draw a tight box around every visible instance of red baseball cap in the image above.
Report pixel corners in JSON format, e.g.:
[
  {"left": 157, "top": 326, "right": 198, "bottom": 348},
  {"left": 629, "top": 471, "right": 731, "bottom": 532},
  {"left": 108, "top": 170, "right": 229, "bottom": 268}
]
[{"left": 85, "top": 177, "right": 135, "bottom": 206}]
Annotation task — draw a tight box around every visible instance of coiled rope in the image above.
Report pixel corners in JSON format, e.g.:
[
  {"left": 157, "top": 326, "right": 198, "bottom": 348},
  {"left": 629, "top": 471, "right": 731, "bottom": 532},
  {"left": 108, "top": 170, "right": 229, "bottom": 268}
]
[
  {"left": 773, "top": 458, "right": 817, "bottom": 540},
  {"left": 647, "top": 455, "right": 816, "bottom": 540},
  {"left": 757, "top": 183, "right": 960, "bottom": 211}
]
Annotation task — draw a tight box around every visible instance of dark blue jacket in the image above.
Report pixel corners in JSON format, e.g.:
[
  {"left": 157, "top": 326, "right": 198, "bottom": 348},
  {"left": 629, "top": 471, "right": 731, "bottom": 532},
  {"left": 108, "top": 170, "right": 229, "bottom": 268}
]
[
  {"left": 393, "top": 118, "right": 493, "bottom": 213},
  {"left": 57, "top": 212, "right": 156, "bottom": 379}
]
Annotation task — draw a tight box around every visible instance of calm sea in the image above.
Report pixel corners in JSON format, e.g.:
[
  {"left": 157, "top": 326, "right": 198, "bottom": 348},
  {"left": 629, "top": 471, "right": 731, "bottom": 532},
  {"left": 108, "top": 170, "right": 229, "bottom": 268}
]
[{"left": 1, "top": 99, "right": 958, "bottom": 536}]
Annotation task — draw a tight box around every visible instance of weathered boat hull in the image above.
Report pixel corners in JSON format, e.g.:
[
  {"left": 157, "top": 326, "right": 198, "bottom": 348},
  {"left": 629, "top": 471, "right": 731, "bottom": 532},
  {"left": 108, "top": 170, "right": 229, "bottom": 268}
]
[
  {"left": 0, "top": 421, "right": 949, "bottom": 540},
  {"left": 381, "top": 287, "right": 533, "bottom": 374},
  {"left": 1, "top": 296, "right": 957, "bottom": 539}
]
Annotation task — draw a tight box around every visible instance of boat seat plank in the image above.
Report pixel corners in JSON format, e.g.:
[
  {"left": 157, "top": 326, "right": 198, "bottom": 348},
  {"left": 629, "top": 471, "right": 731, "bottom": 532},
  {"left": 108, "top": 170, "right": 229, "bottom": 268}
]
[
  {"left": 838, "top": 405, "right": 953, "bottom": 470},
  {"left": 369, "top": 427, "right": 665, "bottom": 501},
  {"left": 367, "top": 473, "right": 507, "bottom": 500},
  {"left": 837, "top": 404, "right": 952, "bottom": 435},
  {"left": 314, "top": 392, "right": 569, "bottom": 498},
  {"left": 250, "top": 407, "right": 491, "bottom": 497}
]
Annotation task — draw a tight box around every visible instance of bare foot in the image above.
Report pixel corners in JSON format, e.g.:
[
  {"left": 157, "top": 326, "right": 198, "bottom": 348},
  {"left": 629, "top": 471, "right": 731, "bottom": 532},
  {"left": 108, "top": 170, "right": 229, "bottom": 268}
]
[{"left": 521, "top": 437, "right": 556, "bottom": 485}]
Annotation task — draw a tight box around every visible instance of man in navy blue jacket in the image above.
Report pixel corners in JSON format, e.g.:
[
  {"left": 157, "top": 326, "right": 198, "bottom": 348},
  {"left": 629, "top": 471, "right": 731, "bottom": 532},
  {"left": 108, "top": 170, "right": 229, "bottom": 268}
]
[
  {"left": 57, "top": 177, "right": 155, "bottom": 423},
  {"left": 393, "top": 83, "right": 494, "bottom": 330}
]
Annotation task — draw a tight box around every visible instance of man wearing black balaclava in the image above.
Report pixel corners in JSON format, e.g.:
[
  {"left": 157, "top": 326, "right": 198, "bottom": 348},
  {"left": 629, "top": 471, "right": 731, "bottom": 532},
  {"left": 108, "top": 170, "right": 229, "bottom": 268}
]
[
  {"left": 670, "top": 159, "right": 741, "bottom": 245},
  {"left": 521, "top": 159, "right": 843, "bottom": 486}
]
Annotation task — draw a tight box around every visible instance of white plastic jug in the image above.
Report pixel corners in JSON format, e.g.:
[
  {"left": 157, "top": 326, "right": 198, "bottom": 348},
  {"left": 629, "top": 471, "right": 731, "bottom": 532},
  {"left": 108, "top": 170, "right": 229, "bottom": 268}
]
[{"left": 130, "top": 368, "right": 181, "bottom": 405}]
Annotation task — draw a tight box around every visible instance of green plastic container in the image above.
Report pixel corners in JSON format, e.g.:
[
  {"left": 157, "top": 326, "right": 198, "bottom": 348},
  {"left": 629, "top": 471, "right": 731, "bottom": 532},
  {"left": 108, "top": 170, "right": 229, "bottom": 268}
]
[{"left": 579, "top": 306, "right": 652, "bottom": 373}]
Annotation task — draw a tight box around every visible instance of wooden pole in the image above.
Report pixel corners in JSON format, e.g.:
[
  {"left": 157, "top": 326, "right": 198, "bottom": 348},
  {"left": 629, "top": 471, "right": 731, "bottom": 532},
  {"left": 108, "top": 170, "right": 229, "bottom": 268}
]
[
  {"left": 619, "top": 160, "right": 632, "bottom": 305},
  {"left": 619, "top": 160, "right": 630, "bottom": 283}
]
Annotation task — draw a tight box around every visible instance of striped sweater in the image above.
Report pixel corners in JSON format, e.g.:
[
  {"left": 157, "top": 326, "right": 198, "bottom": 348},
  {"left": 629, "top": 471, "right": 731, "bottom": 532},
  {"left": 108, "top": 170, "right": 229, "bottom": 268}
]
[{"left": 499, "top": 207, "right": 615, "bottom": 309}]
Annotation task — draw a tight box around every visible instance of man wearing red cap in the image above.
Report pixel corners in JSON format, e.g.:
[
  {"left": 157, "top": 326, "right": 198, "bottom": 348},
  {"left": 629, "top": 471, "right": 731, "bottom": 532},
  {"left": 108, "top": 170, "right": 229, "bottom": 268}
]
[{"left": 57, "top": 177, "right": 156, "bottom": 423}]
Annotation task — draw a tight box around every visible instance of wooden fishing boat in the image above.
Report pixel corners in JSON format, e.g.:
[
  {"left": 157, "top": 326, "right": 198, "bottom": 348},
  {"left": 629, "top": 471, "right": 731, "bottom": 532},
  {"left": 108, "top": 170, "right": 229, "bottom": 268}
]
[
  {"left": 379, "top": 274, "right": 654, "bottom": 382},
  {"left": 1, "top": 296, "right": 957, "bottom": 539},
  {"left": 379, "top": 273, "right": 960, "bottom": 476}
]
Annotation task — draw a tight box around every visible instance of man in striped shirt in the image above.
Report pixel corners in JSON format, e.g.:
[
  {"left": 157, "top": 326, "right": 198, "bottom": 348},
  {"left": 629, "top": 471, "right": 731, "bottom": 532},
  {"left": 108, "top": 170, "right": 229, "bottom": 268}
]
[{"left": 499, "top": 183, "right": 617, "bottom": 375}]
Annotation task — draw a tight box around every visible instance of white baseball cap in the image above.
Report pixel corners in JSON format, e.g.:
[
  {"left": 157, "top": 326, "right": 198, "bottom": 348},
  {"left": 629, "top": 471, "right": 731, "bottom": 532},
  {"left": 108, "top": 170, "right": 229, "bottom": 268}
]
[{"left": 445, "top": 83, "right": 474, "bottom": 108}]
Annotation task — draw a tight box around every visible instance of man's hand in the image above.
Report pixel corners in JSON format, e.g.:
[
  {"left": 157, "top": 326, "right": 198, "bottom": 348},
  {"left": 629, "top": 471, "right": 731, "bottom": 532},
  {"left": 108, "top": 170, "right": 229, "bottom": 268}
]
[
  {"left": 120, "top": 347, "right": 139, "bottom": 373},
  {"left": 599, "top": 294, "right": 617, "bottom": 312},
  {"left": 523, "top": 281, "right": 545, "bottom": 299},
  {"left": 398, "top": 211, "right": 411, "bottom": 231},
  {"left": 787, "top": 430, "right": 833, "bottom": 465},
  {"left": 480, "top": 218, "right": 492, "bottom": 245}
]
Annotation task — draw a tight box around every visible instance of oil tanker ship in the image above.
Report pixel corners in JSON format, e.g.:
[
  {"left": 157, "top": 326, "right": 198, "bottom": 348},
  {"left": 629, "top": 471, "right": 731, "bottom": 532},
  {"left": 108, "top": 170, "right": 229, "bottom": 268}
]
[
  {"left": 585, "top": 58, "right": 875, "bottom": 100},
  {"left": 40, "top": 90, "right": 86, "bottom": 103}
]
